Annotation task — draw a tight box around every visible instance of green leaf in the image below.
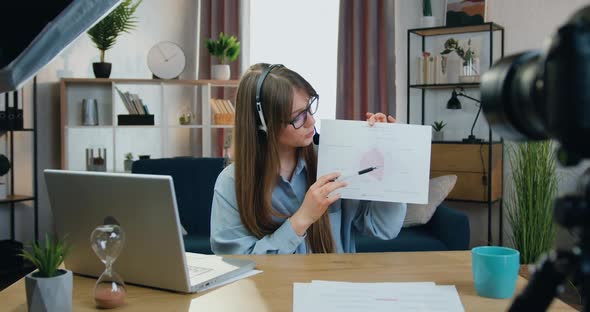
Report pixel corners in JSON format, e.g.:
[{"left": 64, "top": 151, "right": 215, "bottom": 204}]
[
  {"left": 205, "top": 32, "right": 241, "bottom": 64},
  {"left": 506, "top": 141, "right": 558, "bottom": 264},
  {"left": 19, "top": 234, "right": 71, "bottom": 278},
  {"left": 87, "top": 0, "right": 143, "bottom": 61}
]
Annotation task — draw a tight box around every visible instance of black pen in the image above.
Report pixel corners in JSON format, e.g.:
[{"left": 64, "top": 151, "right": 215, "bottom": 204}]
[{"left": 335, "top": 166, "right": 379, "bottom": 181}]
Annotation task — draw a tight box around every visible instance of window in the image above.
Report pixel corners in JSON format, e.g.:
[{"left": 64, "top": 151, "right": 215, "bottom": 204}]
[{"left": 248, "top": 0, "right": 339, "bottom": 131}]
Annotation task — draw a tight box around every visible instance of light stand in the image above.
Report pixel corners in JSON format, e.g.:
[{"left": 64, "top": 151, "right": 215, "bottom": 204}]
[{"left": 447, "top": 88, "right": 483, "bottom": 143}]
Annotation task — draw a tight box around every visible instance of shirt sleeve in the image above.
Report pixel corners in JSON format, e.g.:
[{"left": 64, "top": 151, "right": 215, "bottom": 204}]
[
  {"left": 210, "top": 167, "right": 306, "bottom": 255},
  {"left": 351, "top": 200, "right": 407, "bottom": 240}
]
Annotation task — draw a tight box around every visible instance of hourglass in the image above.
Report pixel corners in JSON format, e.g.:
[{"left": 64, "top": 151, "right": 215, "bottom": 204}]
[{"left": 90, "top": 224, "right": 126, "bottom": 309}]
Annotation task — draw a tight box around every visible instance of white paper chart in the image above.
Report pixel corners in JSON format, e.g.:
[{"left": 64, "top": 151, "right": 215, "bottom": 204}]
[{"left": 317, "top": 120, "right": 432, "bottom": 204}]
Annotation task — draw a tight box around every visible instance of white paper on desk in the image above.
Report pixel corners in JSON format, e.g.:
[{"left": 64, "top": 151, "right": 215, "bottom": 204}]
[
  {"left": 317, "top": 119, "right": 432, "bottom": 204},
  {"left": 294, "top": 281, "right": 464, "bottom": 312},
  {"left": 294, "top": 282, "right": 436, "bottom": 312}
]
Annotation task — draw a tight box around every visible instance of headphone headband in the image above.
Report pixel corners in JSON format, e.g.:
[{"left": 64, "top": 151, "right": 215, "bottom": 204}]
[{"left": 255, "top": 64, "right": 284, "bottom": 133}]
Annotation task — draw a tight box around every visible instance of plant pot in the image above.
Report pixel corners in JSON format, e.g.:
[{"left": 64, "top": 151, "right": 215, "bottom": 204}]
[
  {"left": 211, "top": 64, "right": 231, "bottom": 80},
  {"left": 93, "top": 62, "right": 112, "bottom": 78},
  {"left": 421, "top": 16, "right": 437, "bottom": 28},
  {"left": 0, "top": 183, "right": 6, "bottom": 199},
  {"left": 25, "top": 269, "right": 73, "bottom": 312},
  {"left": 433, "top": 131, "right": 444, "bottom": 141},
  {"left": 124, "top": 160, "right": 133, "bottom": 172}
]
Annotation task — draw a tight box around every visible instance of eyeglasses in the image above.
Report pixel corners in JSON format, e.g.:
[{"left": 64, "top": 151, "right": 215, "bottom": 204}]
[{"left": 289, "top": 95, "right": 319, "bottom": 129}]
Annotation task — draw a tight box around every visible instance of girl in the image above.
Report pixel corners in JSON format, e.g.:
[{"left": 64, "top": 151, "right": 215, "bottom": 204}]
[{"left": 210, "top": 63, "right": 406, "bottom": 254}]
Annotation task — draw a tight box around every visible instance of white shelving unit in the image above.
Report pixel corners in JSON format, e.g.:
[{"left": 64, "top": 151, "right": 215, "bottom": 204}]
[{"left": 60, "top": 78, "right": 238, "bottom": 172}]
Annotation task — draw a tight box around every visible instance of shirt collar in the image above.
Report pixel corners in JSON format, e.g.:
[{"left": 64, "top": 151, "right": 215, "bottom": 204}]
[{"left": 294, "top": 155, "right": 307, "bottom": 177}]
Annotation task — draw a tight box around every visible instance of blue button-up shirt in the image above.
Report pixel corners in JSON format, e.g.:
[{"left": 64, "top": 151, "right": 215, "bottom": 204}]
[{"left": 210, "top": 158, "right": 407, "bottom": 254}]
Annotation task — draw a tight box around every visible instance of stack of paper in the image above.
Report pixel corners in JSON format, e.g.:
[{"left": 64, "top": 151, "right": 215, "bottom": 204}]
[{"left": 293, "top": 281, "right": 464, "bottom": 312}]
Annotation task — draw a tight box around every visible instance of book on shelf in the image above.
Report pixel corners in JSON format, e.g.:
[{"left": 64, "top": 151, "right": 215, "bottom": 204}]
[
  {"left": 210, "top": 98, "right": 235, "bottom": 125},
  {"left": 115, "top": 87, "right": 149, "bottom": 115}
]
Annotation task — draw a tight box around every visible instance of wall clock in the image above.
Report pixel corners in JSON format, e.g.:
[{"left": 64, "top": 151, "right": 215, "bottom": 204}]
[{"left": 147, "top": 41, "right": 186, "bottom": 79}]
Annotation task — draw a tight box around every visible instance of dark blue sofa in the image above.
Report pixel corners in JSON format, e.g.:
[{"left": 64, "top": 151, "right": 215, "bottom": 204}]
[
  {"left": 355, "top": 203, "right": 470, "bottom": 252},
  {"left": 133, "top": 157, "right": 470, "bottom": 254}
]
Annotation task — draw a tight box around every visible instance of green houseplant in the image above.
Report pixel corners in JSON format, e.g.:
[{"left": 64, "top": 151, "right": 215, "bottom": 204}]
[
  {"left": 431, "top": 120, "right": 446, "bottom": 141},
  {"left": 20, "top": 234, "right": 73, "bottom": 311},
  {"left": 206, "top": 32, "right": 241, "bottom": 80},
  {"left": 506, "top": 141, "right": 559, "bottom": 265},
  {"left": 87, "top": 0, "right": 142, "bottom": 78},
  {"left": 441, "top": 38, "right": 480, "bottom": 82}
]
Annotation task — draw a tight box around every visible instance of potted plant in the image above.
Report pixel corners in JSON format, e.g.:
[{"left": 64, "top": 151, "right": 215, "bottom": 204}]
[
  {"left": 87, "top": 0, "right": 142, "bottom": 78},
  {"left": 441, "top": 38, "right": 480, "bottom": 82},
  {"left": 421, "top": 0, "right": 437, "bottom": 27},
  {"left": 206, "top": 32, "right": 241, "bottom": 80},
  {"left": 431, "top": 120, "right": 446, "bottom": 141},
  {"left": 20, "top": 234, "right": 72, "bottom": 312},
  {"left": 0, "top": 154, "right": 10, "bottom": 199},
  {"left": 507, "top": 141, "right": 558, "bottom": 266},
  {"left": 124, "top": 152, "right": 133, "bottom": 172}
]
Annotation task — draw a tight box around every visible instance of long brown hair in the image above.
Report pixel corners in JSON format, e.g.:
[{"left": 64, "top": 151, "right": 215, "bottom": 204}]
[{"left": 233, "top": 63, "right": 334, "bottom": 253}]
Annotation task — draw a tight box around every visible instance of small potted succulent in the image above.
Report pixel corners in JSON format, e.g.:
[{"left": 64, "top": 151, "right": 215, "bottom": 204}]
[
  {"left": 206, "top": 32, "right": 241, "bottom": 80},
  {"left": 432, "top": 120, "right": 446, "bottom": 141},
  {"left": 87, "top": 0, "right": 142, "bottom": 78},
  {"left": 124, "top": 152, "right": 134, "bottom": 172},
  {"left": 20, "top": 234, "right": 72, "bottom": 312}
]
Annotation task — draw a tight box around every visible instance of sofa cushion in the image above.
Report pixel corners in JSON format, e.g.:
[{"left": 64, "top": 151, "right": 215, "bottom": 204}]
[
  {"left": 355, "top": 226, "right": 447, "bottom": 252},
  {"left": 183, "top": 234, "right": 213, "bottom": 254},
  {"left": 403, "top": 175, "right": 457, "bottom": 227}
]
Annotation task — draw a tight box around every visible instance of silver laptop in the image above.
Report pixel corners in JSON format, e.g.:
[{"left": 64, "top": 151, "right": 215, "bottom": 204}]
[{"left": 44, "top": 169, "right": 255, "bottom": 293}]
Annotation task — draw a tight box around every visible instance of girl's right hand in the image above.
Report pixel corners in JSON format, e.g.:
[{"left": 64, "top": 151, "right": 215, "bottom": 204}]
[{"left": 290, "top": 172, "right": 347, "bottom": 235}]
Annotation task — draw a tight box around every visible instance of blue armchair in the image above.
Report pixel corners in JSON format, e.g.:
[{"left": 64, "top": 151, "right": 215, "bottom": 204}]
[
  {"left": 132, "top": 157, "right": 226, "bottom": 254},
  {"left": 355, "top": 203, "right": 470, "bottom": 252}
]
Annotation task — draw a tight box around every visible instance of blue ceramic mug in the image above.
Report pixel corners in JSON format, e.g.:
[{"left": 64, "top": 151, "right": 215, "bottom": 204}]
[{"left": 472, "top": 246, "right": 520, "bottom": 299}]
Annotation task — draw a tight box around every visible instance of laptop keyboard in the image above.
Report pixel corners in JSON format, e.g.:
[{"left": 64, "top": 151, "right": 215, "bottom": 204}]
[{"left": 188, "top": 265, "right": 213, "bottom": 285}]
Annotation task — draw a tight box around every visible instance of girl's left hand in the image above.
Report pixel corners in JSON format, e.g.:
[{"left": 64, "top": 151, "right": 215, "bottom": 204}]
[{"left": 366, "top": 112, "right": 396, "bottom": 126}]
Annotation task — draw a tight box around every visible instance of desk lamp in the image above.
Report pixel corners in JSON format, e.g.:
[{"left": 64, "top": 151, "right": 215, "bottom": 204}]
[{"left": 447, "top": 88, "right": 483, "bottom": 143}]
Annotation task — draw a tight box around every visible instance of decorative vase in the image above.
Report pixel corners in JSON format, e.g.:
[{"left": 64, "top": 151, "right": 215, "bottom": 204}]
[
  {"left": 82, "top": 98, "right": 99, "bottom": 126},
  {"left": 459, "top": 57, "right": 480, "bottom": 83},
  {"left": 433, "top": 131, "right": 444, "bottom": 141},
  {"left": 447, "top": 56, "right": 462, "bottom": 84},
  {"left": 25, "top": 269, "right": 73, "bottom": 312},
  {"left": 92, "top": 62, "right": 112, "bottom": 78},
  {"left": 211, "top": 64, "right": 230, "bottom": 80},
  {"left": 123, "top": 160, "right": 133, "bottom": 173},
  {"left": 421, "top": 16, "right": 437, "bottom": 28},
  {"left": 177, "top": 105, "right": 194, "bottom": 125}
]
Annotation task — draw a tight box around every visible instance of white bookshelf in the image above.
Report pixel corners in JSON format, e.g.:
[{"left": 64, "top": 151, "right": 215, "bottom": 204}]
[{"left": 60, "top": 78, "right": 237, "bottom": 171}]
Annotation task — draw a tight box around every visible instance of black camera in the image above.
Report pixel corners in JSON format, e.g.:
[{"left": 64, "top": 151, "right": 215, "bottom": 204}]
[
  {"left": 480, "top": 6, "right": 590, "bottom": 311},
  {"left": 481, "top": 6, "right": 590, "bottom": 159}
]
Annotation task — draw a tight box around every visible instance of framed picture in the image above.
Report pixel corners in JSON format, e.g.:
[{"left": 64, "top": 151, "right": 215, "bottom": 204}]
[{"left": 445, "top": 0, "right": 486, "bottom": 27}]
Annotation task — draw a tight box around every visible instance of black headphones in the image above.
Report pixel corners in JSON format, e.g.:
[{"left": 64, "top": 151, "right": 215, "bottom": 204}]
[{"left": 255, "top": 64, "right": 284, "bottom": 133}]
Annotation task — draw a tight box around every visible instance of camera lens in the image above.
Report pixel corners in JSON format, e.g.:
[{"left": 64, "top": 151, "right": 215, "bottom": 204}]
[{"left": 480, "top": 51, "right": 548, "bottom": 141}]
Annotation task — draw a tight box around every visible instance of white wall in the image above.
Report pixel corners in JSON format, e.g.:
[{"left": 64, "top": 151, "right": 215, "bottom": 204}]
[
  {"left": 249, "top": 0, "right": 339, "bottom": 132},
  {"left": 0, "top": 0, "right": 198, "bottom": 242},
  {"left": 395, "top": 0, "right": 590, "bottom": 247}
]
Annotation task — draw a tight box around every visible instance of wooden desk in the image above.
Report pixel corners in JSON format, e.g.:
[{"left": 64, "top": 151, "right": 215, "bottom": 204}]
[{"left": 0, "top": 251, "right": 574, "bottom": 311}]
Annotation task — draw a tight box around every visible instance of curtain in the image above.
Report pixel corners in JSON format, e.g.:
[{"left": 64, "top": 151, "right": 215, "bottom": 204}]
[
  {"left": 336, "top": 0, "right": 396, "bottom": 120},
  {"left": 197, "top": 0, "right": 242, "bottom": 80}
]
